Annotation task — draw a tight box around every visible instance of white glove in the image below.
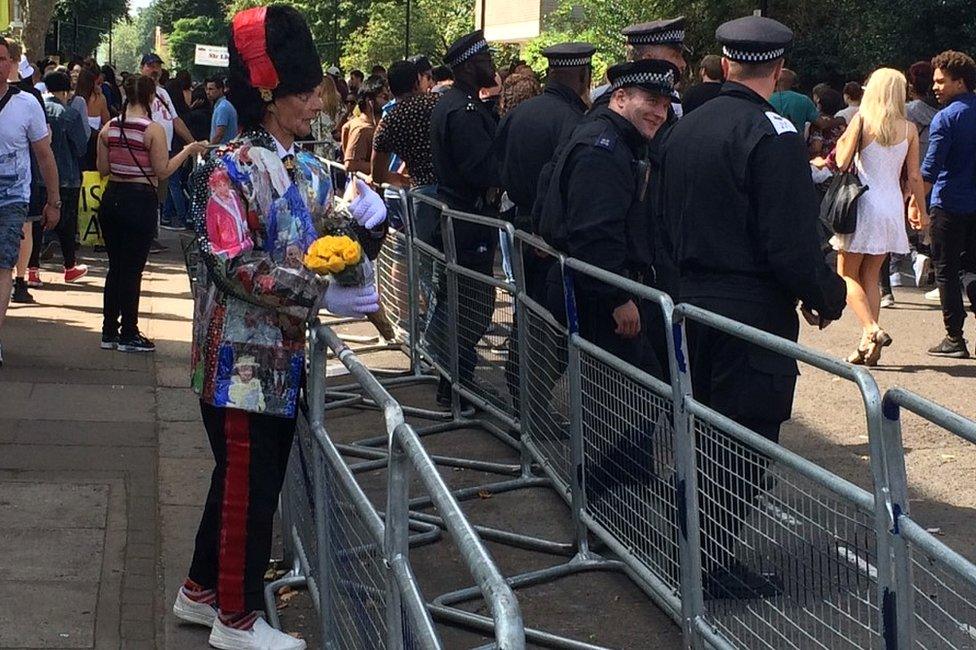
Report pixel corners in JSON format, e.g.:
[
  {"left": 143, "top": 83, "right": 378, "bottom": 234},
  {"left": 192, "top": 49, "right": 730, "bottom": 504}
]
[
  {"left": 347, "top": 178, "right": 387, "bottom": 229},
  {"left": 323, "top": 281, "right": 380, "bottom": 316}
]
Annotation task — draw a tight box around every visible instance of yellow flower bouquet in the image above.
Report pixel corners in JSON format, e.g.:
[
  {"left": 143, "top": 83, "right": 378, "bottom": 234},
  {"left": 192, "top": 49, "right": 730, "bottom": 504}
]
[{"left": 304, "top": 235, "right": 366, "bottom": 286}]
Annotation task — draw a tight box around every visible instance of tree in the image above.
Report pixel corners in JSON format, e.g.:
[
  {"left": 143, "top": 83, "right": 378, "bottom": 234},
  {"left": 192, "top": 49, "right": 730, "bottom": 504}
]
[
  {"left": 340, "top": 0, "right": 473, "bottom": 71},
  {"left": 97, "top": 14, "right": 144, "bottom": 71},
  {"left": 53, "top": 0, "right": 128, "bottom": 58},
  {"left": 22, "top": 0, "right": 59, "bottom": 62},
  {"left": 168, "top": 15, "right": 230, "bottom": 78},
  {"left": 155, "top": 0, "right": 229, "bottom": 33},
  {"left": 98, "top": 6, "right": 160, "bottom": 71},
  {"left": 524, "top": 0, "right": 976, "bottom": 90}
]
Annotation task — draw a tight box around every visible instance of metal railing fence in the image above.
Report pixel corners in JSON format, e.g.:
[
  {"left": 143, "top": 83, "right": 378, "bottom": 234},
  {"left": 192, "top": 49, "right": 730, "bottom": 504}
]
[
  {"left": 882, "top": 388, "right": 976, "bottom": 649},
  {"left": 297, "top": 322, "right": 525, "bottom": 648},
  {"left": 247, "top": 169, "right": 976, "bottom": 649}
]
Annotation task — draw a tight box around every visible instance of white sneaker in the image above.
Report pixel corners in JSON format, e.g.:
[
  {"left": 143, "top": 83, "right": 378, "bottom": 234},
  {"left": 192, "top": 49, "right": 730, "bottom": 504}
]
[
  {"left": 209, "top": 616, "right": 307, "bottom": 650},
  {"left": 172, "top": 588, "right": 217, "bottom": 627},
  {"left": 926, "top": 288, "right": 941, "bottom": 301}
]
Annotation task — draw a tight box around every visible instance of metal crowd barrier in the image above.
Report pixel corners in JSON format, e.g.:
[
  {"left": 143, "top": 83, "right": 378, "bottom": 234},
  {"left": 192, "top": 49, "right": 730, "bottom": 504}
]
[
  {"left": 882, "top": 388, "right": 976, "bottom": 649},
  {"left": 270, "top": 321, "right": 526, "bottom": 648},
  {"left": 263, "top": 179, "right": 976, "bottom": 648},
  {"left": 670, "top": 303, "right": 895, "bottom": 649}
]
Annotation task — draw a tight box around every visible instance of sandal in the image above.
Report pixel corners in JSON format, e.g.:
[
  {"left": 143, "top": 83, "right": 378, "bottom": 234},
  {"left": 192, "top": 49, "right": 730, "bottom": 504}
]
[
  {"left": 847, "top": 348, "right": 868, "bottom": 365},
  {"left": 863, "top": 329, "right": 893, "bottom": 367}
]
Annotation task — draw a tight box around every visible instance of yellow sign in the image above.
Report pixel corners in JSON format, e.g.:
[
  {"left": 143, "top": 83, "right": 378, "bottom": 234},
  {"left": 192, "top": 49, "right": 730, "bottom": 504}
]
[{"left": 78, "top": 171, "right": 107, "bottom": 247}]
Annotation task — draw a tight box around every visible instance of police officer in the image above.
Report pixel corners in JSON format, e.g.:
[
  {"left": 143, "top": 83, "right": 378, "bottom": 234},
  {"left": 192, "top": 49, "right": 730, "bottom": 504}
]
[
  {"left": 495, "top": 43, "right": 597, "bottom": 408},
  {"left": 428, "top": 30, "right": 500, "bottom": 406},
  {"left": 588, "top": 19, "right": 690, "bottom": 302},
  {"left": 659, "top": 16, "right": 847, "bottom": 598},
  {"left": 497, "top": 43, "right": 595, "bottom": 233},
  {"left": 590, "top": 17, "right": 688, "bottom": 117},
  {"left": 535, "top": 59, "right": 679, "bottom": 508},
  {"left": 538, "top": 59, "right": 679, "bottom": 377}
]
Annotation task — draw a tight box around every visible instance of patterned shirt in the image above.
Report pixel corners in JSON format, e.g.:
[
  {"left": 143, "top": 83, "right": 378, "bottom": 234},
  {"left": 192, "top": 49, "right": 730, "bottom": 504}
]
[
  {"left": 188, "top": 129, "right": 360, "bottom": 418},
  {"left": 373, "top": 92, "right": 440, "bottom": 187}
]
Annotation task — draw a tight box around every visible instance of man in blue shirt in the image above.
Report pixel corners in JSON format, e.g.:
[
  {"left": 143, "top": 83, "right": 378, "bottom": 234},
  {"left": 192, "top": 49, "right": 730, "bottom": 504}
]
[
  {"left": 207, "top": 76, "right": 238, "bottom": 145},
  {"left": 918, "top": 51, "right": 976, "bottom": 358}
]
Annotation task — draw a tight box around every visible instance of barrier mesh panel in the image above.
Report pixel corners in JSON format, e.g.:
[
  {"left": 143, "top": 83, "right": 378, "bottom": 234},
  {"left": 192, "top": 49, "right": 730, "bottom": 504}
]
[
  {"left": 285, "top": 415, "right": 320, "bottom": 595},
  {"left": 520, "top": 302, "right": 572, "bottom": 489},
  {"left": 451, "top": 268, "right": 515, "bottom": 419},
  {"left": 414, "top": 247, "right": 450, "bottom": 373},
  {"left": 909, "top": 541, "right": 976, "bottom": 649},
  {"left": 578, "top": 348, "right": 680, "bottom": 590},
  {"left": 376, "top": 230, "right": 411, "bottom": 337},
  {"left": 694, "top": 418, "right": 882, "bottom": 649},
  {"left": 321, "top": 445, "right": 389, "bottom": 648}
]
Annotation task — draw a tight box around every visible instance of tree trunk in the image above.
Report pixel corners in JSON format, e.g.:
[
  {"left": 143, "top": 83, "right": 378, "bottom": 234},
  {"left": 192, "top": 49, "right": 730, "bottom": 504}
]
[{"left": 22, "top": 0, "right": 59, "bottom": 60}]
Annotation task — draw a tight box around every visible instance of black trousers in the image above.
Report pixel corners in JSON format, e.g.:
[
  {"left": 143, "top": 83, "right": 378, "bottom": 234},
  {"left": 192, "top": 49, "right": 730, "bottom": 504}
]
[
  {"left": 428, "top": 235, "right": 498, "bottom": 398},
  {"left": 99, "top": 182, "right": 156, "bottom": 338},
  {"left": 685, "top": 295, "right": 799, "bottom": 573},
  {"left": 30, "top": 186, "right": 81, "bottom": 269},
  {"left": 930, "top": 207, "right": 976, "bottom": 338},
  {"left": 189, "top": 401, "right": 297, "bottom": 613}
]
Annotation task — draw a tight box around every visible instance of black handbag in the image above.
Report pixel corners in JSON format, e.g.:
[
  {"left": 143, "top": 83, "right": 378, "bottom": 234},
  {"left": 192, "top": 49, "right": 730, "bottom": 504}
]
[{"left": 820, "top": 118, "right": 868, "bottom": 235}]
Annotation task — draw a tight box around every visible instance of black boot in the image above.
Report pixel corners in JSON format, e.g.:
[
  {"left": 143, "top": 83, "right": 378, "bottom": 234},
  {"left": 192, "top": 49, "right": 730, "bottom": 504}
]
[{"left": 11, "top": 277, "right": 34, "bottom": 303}]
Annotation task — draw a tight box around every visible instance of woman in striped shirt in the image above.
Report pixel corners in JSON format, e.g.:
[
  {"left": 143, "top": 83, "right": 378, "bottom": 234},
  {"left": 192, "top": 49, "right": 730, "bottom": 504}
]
[{"left": 95, "top": 73, "right": 207, "bottom": 352}]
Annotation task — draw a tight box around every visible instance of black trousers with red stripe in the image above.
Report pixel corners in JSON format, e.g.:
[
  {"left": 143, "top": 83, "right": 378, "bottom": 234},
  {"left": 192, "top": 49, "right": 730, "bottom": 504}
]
[{"left": 188, "top": 401, "right": 297, "bottom": 613}]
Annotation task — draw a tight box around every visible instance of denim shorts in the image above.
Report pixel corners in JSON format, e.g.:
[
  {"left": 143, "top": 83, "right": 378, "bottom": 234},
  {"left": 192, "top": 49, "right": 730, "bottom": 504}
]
[{"left": 0, "top": 202, "right": 28, "bottom": 269}]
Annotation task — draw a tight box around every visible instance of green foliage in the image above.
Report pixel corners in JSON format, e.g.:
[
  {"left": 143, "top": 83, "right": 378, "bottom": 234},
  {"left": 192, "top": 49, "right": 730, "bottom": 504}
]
[
  {"left": 154, "top": 0, "right": 229, "bottom": 33},
  {"left": 54, "top": 0, "right": 127, "bottom": 56},
  {"left": 97, "top": 14, "right": 146, "bottom": 71},
  {"left": 524, "top": 0, "right": 976, "bottom": 89},
  {"left": 99, "top": 6, "right": 157, "bottom": 71},
  {"left": 168, "top": 15, "right": 230, "bottom": 78},
  {"left": 340, "top": 0, "right": 473, "bottom": 71}
]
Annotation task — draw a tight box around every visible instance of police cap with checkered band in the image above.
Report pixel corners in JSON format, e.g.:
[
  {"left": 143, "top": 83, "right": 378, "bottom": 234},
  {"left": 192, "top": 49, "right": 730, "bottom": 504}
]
[
  {"left": 541, "top": 42, "right": 596, "bottom": 69},
  {"left": 621, "top": 17, "right": 686, "bottom": 47},
  {"left": 715, "top": 15, "right": 793, "bottom": 64},
  {"left": 444, "top": 29, "right": 490, "bottom": 68},
  {"left": 607, "top": 58, "right": 679, "bottom": 97}
]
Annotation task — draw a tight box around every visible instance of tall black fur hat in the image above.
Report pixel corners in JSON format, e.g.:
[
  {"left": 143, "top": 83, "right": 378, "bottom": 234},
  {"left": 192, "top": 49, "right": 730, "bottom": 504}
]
[{"left": 228, "top": 4, "right": 323, "bottom": 127}]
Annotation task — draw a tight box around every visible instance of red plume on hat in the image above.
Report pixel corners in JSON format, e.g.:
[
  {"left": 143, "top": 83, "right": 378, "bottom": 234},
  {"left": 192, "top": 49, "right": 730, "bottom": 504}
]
[{"left": 232, "top": 7, "right": 280, "bottom": 101}]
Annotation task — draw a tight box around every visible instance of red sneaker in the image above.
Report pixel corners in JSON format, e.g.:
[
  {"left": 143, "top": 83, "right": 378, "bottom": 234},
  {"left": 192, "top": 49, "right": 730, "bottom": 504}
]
[
  {"left": 64, "top": 265, "right": 89, "bottom": 283},
  {"left": 27, "top": 268, "right": 42, "bottom": 288}
]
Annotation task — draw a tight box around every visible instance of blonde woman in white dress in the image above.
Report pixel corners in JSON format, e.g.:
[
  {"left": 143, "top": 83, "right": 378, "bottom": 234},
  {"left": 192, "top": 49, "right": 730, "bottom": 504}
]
[{"left": 830, "top": 68, "right": 929, "bottom": 365}]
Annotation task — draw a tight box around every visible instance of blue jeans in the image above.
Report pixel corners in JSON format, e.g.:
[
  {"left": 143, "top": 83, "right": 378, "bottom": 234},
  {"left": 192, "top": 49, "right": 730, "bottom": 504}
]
[
  {"left": 161, "top": 164, "right": 189, "bottom": 227},
  {"left": 411, "top": 184, "right": 439, "bottom": 246}
]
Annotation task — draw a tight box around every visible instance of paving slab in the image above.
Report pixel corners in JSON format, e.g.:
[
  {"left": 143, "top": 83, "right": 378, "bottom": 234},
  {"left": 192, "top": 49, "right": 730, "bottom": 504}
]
[
  {"left": 0, "top": 482, "right": 108, "bottom": 529},
  {"left": 0, "top": 581, "right": 98, "bottom": 648}
]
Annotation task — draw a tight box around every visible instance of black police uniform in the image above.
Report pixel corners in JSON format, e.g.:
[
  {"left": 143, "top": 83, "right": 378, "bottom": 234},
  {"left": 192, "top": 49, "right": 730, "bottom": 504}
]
[
  {"left": 496, "top": 44, "right": 595, "bottom": 406},
  {"left": 427, "top": 33, "right": 501, "bottom": 403},
  {"left": 659, "top": 16, "right": 847, "bottom": 591},
  {"left": 538, "top": 66, "right": 676, "bottom": 379},
  {"left": 497, "top": 44, "right": 593, "bottom": 299},
  {"left": 536, "top": 60, "right": 680, "bottom": 507},
  {"left": 498, "top": 81, "right": 587, "bottom": 225},
  {"left": 589, "top": 17, "right": 686, "bottom": 113}
]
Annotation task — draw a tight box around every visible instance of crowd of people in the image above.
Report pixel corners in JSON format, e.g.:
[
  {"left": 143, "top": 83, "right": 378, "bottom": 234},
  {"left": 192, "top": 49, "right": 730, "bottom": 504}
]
[{"left": 2, "top": 4, "right": 976, "bottom": 647}]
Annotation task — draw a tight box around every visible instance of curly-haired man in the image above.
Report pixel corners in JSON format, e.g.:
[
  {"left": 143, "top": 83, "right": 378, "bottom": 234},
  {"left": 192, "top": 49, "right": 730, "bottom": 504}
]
[{"left": 918, "top": 50, "right": 976, "bottom": 358}]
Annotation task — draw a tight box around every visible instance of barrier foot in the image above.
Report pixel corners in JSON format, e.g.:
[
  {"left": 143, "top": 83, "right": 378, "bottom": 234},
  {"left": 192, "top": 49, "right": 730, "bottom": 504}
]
[
  {"left": 338, "top": 442, "right": 523, "bottom": 476},
  {"left": 429, "top": 558, "right": 626, "bottom": 650},
  {"left": 263, "top": 575, "right": 307, "bottom": 630}
]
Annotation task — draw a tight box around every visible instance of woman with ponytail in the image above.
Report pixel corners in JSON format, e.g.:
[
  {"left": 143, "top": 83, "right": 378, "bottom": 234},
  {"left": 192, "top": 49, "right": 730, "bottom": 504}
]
[{"left": 95, "top": 73, "right": 207, "bottom": 353}]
